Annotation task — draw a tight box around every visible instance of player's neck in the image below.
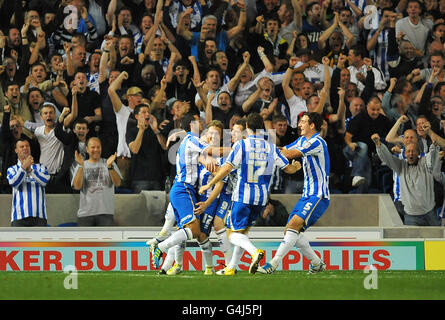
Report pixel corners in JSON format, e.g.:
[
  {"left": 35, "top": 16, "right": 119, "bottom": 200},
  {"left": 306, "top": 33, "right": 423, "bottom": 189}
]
[{"left": 304, "top": 130, "right": 317, "bottom": 139}]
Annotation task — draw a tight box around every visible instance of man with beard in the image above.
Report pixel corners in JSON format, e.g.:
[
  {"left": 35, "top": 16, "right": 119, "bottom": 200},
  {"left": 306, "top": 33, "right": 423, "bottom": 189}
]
[
  {"left": 184, "top": 2, "right": 247, "bottom": 61},
  {"left": 205, "top": 91, "right": 241, "bottom": 129},
  {"left": 195, "top": 66, "right": 223, "bottom": 111},
  {"left": 387, "top": 38, "right": 424, "bottom": 79},
  {"left": 1, "top": 104, "right": 40, "bottom": 194},
  {"left": 197, "top": 38, "right": 218, "bottom": 73},
  {"left": 4, "top": 27, "right": 22, "bottom": 62},
  {"left": 204, "top": 54, "right": 250, "bottom": 127}
]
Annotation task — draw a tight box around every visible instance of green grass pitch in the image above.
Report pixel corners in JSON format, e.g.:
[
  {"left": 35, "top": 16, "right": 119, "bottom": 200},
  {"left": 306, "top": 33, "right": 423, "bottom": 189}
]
[{"left": 1, "top": 270, "right": 445, "bottom": 300}]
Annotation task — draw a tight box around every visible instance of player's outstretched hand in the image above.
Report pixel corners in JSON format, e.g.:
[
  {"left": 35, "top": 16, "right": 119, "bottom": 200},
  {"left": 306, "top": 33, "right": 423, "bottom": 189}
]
[{"left": 193, "top": 202, "right": 208, "bottom": 215}]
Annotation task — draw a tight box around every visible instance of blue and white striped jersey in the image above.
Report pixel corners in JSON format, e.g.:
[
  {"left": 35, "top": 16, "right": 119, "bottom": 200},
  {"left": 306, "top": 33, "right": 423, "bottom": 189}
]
[
  {"left": 198, "top": 157, "right": 226, "bottom": 199},
  {"left": 226, "top": 135, "right": 289, "bottom": 206},
  {"left": 285, "top": 133, "right": 330, "bottom": 199},
  {"left": 174, "top": 132, "right": 209, "bottom": 187},
  {"left": 7, "top": 162, "right": 50, "bottom": 222}
]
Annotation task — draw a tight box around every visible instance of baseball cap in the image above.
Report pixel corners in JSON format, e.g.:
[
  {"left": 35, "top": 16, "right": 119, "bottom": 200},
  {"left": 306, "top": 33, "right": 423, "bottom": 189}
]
[
  {"left": 166, "top": 97, "right": 179, "bottom": 111},
  {"left": 124, "top": 86, "right": 143, "bottom": 99}
]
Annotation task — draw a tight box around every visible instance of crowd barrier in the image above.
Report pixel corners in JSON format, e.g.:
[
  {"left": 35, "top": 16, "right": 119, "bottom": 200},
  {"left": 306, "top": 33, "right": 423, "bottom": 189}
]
[{"left": 0, "top": 193, "right": 444, "bottom": 270}]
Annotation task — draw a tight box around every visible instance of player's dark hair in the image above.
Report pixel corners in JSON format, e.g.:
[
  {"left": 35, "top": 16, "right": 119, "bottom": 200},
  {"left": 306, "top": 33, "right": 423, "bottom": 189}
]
[
  {"left": 246, "top": 113, "right": 265, "bottom": 131},
  {"left": 181, "top": 113, "right": 197, "bottom": 132},
  {"left": 302, "top": 112, "right": 323, "bottom": 132}
]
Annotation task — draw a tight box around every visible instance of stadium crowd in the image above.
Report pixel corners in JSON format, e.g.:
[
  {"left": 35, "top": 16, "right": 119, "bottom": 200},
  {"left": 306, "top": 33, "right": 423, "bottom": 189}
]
[{"left": 1, "top": 0, "right": 445, "bottom": 226}]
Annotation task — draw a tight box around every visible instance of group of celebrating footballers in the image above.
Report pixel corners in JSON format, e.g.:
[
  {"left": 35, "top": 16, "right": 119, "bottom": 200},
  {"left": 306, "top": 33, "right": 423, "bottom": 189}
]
[{"left": 146, "top": 110, "right": 330, "bottom": 276}]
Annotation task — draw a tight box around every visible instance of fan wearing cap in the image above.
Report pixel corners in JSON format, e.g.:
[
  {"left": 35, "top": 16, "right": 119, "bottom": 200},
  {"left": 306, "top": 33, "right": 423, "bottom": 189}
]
[{"left": 108, "top": 71, "right": 145, "bottom": 185}]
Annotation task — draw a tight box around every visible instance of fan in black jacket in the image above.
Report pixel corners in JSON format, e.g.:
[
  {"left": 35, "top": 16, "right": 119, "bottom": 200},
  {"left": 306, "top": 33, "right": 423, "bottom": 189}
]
[{"left": 54, "top": 110, "right": 90, "bottom": 193}]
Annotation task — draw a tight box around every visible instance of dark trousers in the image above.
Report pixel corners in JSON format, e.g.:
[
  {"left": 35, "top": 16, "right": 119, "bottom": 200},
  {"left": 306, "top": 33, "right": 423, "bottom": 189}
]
[
  {"left": 77, "top": 214, "right": 114, "bottom": 226},
  {"left": 11, "top": 217, "right": 47, "bottom": 227},
  {"left": 131, "top": 180, "right": 162, "bottom": 194}
]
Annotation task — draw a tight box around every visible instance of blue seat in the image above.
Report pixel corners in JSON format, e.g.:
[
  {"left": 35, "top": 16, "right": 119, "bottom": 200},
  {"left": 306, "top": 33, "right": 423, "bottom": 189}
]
[
  {"left": 57, "top": 222, "right": 78, "bottom": 227},
  {"left": 115, "top": 187, "right": 133, "bottom": 194}
]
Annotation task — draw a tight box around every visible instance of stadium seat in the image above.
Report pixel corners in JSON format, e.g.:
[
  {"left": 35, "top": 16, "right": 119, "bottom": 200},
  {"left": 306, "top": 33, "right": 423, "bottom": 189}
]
[
  {"left": 115, "top": 187, "right": 133, "bottom": 194},
  {"left": 57, "top": 222, "right": 78, "bottom": 227}
]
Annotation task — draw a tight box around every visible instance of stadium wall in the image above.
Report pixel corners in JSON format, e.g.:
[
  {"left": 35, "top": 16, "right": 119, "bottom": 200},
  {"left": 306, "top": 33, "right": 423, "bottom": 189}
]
[{"left": 0, "top": 193, "right": 402, "bottom": 227}]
